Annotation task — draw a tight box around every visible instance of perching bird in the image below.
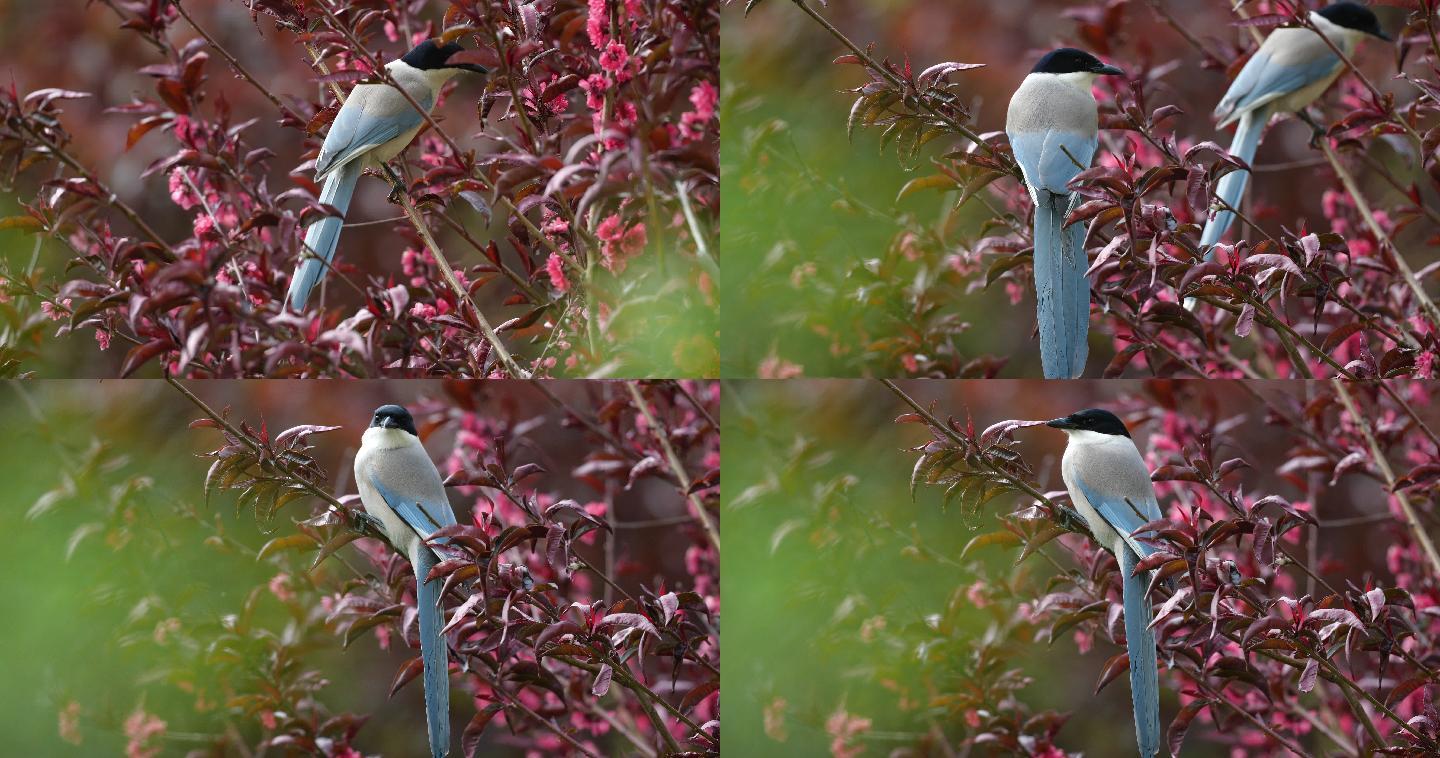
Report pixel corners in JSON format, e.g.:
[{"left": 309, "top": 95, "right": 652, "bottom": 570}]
[
  {"left": 1047, "top": 408, "right": 1163, "bottom": 757},
  {"left": 288, "top": 40, "right": 487, "bottom": 310},
  {"left": 1197, "top": 2, "right": 1390, "bottom": 261},
  {"left": 354, "top": 404, "right": 458, "bottom": 758},
  {"left": 1006, "top": 49, "right": 1124, "bottom": 379}
]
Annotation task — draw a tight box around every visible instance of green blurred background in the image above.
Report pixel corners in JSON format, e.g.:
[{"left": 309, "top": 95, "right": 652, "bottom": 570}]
[
  {"left": 721, "top": 379, "right": 1415, "bottom": 756},
  {"left": 0, "top": 380, "right": 464, "bottom": 754}
]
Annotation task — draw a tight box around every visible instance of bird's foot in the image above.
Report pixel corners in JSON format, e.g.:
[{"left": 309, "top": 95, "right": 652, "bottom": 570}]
[
  {"left": 1297, "top": 110, "right": 1327, "bottom": 150},
  {"left": 380, "top": 165, "right": 408, "bottom": 204},
  {"left": 352, "top": 510, "right": 386, "bottom": 537}
]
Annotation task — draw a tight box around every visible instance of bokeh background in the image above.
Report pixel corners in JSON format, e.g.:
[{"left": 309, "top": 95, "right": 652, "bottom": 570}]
[
  {"left": 721, "top": 0, "right": 1414, "bottom": 377},
  {"left": 0, "top": 380, "right": 711, "bottom": 755},
  {"left": 722, "top": 379, "right": 1432, "bottom": 755}
]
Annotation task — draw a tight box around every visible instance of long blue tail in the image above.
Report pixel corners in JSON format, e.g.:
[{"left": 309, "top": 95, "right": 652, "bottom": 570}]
[
  {"left": 1199, "top": 108, "right": 1266, "bottom": 256},
  {"left": 287, "top": 160, "right": 362, "bottom": 310},
  {"left": 1120, "top": 547, "right": 1160, "bottom": 758},
  {"left": 1033, "top": 190, "right": 1090, "bottom": 378},
  {"left": 412, "top": 546, "right": 450, "bottom": 758}
]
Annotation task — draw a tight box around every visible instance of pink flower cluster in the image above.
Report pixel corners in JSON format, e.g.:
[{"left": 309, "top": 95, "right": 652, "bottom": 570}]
[
  {"left": 122, "top": 707, "right": 166, "bottom": 758},
  {"left": 596, "top": 212, "right": 647, "bottom": 273}
]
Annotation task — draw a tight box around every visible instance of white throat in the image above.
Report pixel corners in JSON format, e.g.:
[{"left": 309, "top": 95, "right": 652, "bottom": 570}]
[
  {"left": 1063, "top": 428, "right": 1126, "bottom": 446},
  {"left": 361, "top": 425, "right": 421, "bottom": 451},
  {"left": 387, "top": 59, "right": 459, "bottom": 93},
  {"left": 1052, "top": 71, "right": 1100, "bottom": 89}
]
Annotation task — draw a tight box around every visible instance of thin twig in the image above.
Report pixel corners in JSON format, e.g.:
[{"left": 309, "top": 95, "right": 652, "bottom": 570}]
[
  {"left": 785, "top": 0, "right": 1007, "bottom": 166},
  {"left": 1315, "top": 137, "right": 1440, "bottom": 328},
  {"left": 14, "top": 118, "right": 174, "bottom": 259},
  {"left": 625, "top": 381, "right": 721, "bottom": 552},
  {"left": 1332, "top": 380, "right": 1440, "bottom": 577}
]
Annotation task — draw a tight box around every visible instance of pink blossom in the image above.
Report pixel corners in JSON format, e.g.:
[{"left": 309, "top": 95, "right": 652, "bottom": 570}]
[
  {"left": 95, "top": 329, "right": 111, "bottom": 351},
  {"left": 410, "top": 302, "right": 438, "bottom": 320},
  {"left": 167, "top": 169, "right": 199, "bottom": 209},
  {"left": 758, "top": 355, "right": 804, "bottom": 379},
  {"left": 58, "top": 701, "right": 82, "bottom": 746},
  {"left": 825, "top": 707, "right": 872, "bottom": 758},
  {"left": 599, "top": 42, "right": 629, "bottom": 72},
  {"left": 597, "top": 213, "right": 624, "bottom": 241},
  {"left": 41, "top": 298, "right": 71, "bottom": 321},
  {"left": 545, "top": 253, "right": 570, "bottom": 293},
  {"left": 966, "top": 580, "right": 987, "bottom": 608},
  {"left": 123, "top": 707, "right": 166, "bottom": 758},
  {"left": 689, "top": 80, "right": 717, "bottom": 120},
  {"left": 614, "top": 100, "right": 638, "bottom": 128},
  {"left": 620, "top": 223, "right": 646, "bottom": 256},
  {"left": 586, "top": 0, "right": 608, "bottom": 48},
  {"left": 267, "top": 573, "right": 294, "bottom": 603},
  {"left": 763, "top": 697, "right": 789, "bottom": 742},
  {"left": 579, "top": 74, "right": 610, "bottom": 110}
]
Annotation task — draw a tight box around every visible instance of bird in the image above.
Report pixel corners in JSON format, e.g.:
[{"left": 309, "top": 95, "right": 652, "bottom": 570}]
[
  {"left": 288, "top": 39, "right": 488, "bottom": 310},
  {"left": 354, "top": 404, "right": 459, "bottom": 758},
  {"left": 1006, "top": 48, "right": 1124, "bottom": 379},
  {"left": 1046, "top": 408, "right": 1163, "bottom": 757},
  {"left": 1195, "top": 2, "right": 1390, "bottom": 267}
]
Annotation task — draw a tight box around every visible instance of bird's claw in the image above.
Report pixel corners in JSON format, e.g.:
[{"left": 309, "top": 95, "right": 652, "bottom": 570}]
[
  {"left": 353, "top": 510, "right": 385, "bottom": 537},
  {"left": 1298, "top": 110, "right": 1327, "bottom": 149}
]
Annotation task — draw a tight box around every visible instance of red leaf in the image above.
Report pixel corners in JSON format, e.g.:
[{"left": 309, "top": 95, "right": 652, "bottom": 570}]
[
  {"left": 389, "top": 656, "right": 424, "bottom": 698},
  {"left": 591, "top": 663, "right": 613, "bottom": 696},
  {"left": 1298, "top": 658, "right": 1319, "bottom": 692},
  {"left": 462, "top": 704, "right": 505, "bottom": 758},
  {"left": 1168, "top": 700, "right": 1207, "bottom": 756}
]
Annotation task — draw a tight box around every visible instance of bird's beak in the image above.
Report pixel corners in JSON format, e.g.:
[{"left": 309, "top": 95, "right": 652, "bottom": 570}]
[
  {"left": 453, "top": 63, "right": 489, "bottom": 75},
  {"left": 1046, "top": 416, "right": 1075, "bottom": 430},
  {"left": 1095, "top": 63, "right": 1124, "bottom": 76},
  {"left": 380, "top": 417, "right": 398, "bottom": 429},
  {"left": 1372, "top": 29, "right": 1393, "bottom": 42}
]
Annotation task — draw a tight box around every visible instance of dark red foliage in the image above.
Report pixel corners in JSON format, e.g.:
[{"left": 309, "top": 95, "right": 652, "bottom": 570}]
[
  {"left": 0, "top": 0, "right": 718, "bottom": 377},
  {"left": 900, "top": 380, "right": 1440, "bottom": 754},
  {"left": 742, "top": 0, "right": 1439, "bottom": 378}
]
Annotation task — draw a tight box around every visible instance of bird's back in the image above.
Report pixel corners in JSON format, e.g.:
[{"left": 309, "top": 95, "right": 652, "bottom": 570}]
[{"left": 1006, "top": 75, "right": 1100, "bottom": 196}]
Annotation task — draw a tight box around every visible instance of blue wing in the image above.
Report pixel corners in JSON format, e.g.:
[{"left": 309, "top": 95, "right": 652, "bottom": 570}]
[
  {"left": 1217, "top": 50, "right": 1340, "bottom": 124},
  {"left": 1009, "top": 130, "right": 1099, "bottom": 197},
  {"left": 1074, "top": 477, "right": 1162, "bottom": 558},
  {"left": 368, "top": 472, "right": 454, "bottom": 540},
  {"left": 315, "top": 93, "right": 428, "bottom": 179}
]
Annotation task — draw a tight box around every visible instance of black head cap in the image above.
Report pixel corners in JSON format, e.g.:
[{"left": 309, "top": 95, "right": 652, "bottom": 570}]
[
  {"left": 371, "top": 404, "right": 418, "bottom": 436},
  {"left": 400, "top": 39, "right": 489, "bottom": 74},
  {"left": 1316, "top": 2, "right": 1390, "bottom": 40},
  {"left": 1032, "top": 48, "right": 1125, "bottom": 76},
  {"left": 1046, "top": 408, "right": 1131, "bottom": 437}
]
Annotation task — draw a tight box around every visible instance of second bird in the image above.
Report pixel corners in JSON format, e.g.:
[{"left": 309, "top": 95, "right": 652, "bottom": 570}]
[
  {"left": 1006, "top": 48, "right": 1123, "bottom": 379},
  {"left": 288, "top": 40, "right": 487, "bottom": 311},
  {"left": 1197, "top": 3, "right": 1390, "bottom": 262}
]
